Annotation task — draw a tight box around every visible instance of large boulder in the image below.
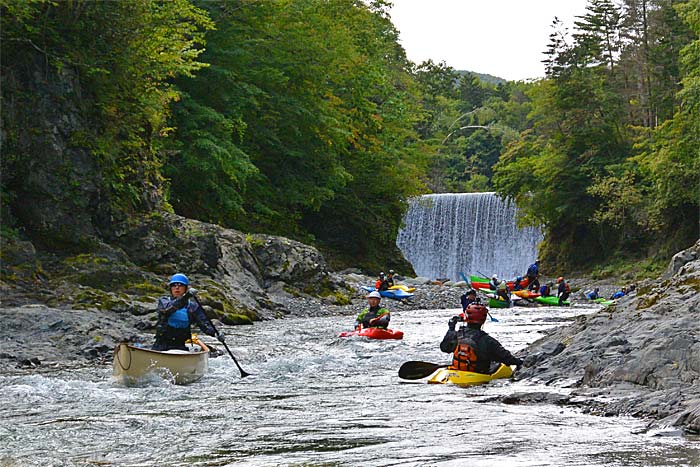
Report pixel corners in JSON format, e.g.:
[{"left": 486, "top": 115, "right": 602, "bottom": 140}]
[{"left": 518, "top": 239, "right": 700, "bottom": 433}]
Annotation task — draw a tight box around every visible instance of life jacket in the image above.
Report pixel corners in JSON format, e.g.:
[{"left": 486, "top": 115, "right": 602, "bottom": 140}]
[
  {"left": 168, "top": 305, "right": 190, "bottom": 329},
  {"left": 450, "top": 333, "right": 483, "bottom": 371},
  {"left": 564, "top": 282, "right": 571, "bottom": 293}
]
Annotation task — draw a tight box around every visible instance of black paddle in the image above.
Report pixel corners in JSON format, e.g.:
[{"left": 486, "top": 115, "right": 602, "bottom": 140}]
[
  {"left": 190, "top": 291, "right": 252, "bottom": 378},
  {"left": 398, "top": 361, "right": 449, "bottom": 380}
]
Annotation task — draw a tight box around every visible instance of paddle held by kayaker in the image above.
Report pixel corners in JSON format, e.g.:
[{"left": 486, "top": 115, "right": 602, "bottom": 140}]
[
  {"left": 354, "top": 291, "right": 391, "bottom": 330},
  {"left": 153, "top": 273, "right": 225, "bottom": 351},
  {"left": 439, "top": 303, "right": 523, "bottom": 374}
]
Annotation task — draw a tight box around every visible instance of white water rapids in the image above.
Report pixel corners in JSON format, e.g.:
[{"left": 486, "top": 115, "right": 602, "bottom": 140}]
[{"left": 2, "top": 303, "right": 698, "bottom": 466}]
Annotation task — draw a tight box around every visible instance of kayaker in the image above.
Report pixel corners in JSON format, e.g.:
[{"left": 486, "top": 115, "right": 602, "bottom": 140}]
[
  {"left": 386, "top": 270, "right": 396, "bottom": 288},
  {"left": 513, "top": 276, "right": 524, "bottom": 291},
  {"left": 585, "top": 288, "right": 600, "bottom": 300},
  {"left": 153, "top": 273, "right": 224, "bottom": 351},
  {"left": 539, "top": 282, "right": 552, "bottom": 297},
  {"left": 459, "top": 288, "right": 478, "bottom": 311},
  {"left": 375, "top": 272, "right": 389, "bottom": 292},
  {"left": 556, "top": 276, "right": 571, "bottom": 306},
  {"left": 496, "top": 280, "right": 511, "bottom": 306},
  {"left": 355, "top": 291, "right": 391, "bottom": 330},
  {"left": 440, "top": 303, "right": 523, "bottom": 374},
  {"left": 611, "top": 287, "right": 627, "bottom": 300},
  {"left": 488, "top": 274, "right": 499, "bottom": 290},
  {"left": 525, "top": 260, "right": 540, "bottom": 290}
]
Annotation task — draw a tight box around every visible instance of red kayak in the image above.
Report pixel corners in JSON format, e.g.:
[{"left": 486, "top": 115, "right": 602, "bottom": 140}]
[
  {"left": 470, "top": 275, "right": 529, "bottom": 291},
  {"left": 338, "top": 328, "right": 404, "bottom": 340}
]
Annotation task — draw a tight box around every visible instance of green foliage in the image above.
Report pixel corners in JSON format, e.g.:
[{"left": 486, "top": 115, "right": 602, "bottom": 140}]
[
  {"left": 1, "top": 0, "right": 214, "bottom": 216},
  {"left": 494, "top": 0, "right": 697, "bottom": 268}
]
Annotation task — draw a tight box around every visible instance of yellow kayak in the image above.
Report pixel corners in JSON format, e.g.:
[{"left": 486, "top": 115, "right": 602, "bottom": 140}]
[
  {"left": 389, "top": 284, "right": 416, "bottom": 293},
  {"left": 427, "top": 363, "right": 513, "bottom": 386}
]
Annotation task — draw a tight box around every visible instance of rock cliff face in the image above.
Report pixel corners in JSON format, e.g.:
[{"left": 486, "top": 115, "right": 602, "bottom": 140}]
[
  {"left": 518, "top": 239, "right": 700, "bottom": 434},
  {"left": 1, "top": 212, "right": 352, "bottom": 324}
]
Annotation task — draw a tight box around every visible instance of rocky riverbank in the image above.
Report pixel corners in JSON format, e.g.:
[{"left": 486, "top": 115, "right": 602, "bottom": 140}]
[{"left": 507, "top": 239, "right": 700, "bottom": 435}]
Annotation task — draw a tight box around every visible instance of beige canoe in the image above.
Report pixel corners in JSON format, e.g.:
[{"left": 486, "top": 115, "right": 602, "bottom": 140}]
[{"left": 113, "top": 340, "right": 209, "bottom": 385}]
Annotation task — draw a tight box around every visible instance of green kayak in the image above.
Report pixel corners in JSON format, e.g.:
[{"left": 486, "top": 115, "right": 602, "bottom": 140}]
[
  {"left": 534, "top": 295, "right": 570, "bottom": 306},
  {"left": 593, "top": 298, "right": 614, "bottom": 306},
  {"left": 488, "top": 297, "right": 511, "bottom": 308}
]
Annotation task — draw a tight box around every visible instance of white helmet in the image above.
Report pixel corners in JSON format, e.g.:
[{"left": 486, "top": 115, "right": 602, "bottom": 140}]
[
  {"left": 492, "top": 274, "right": 498, "bottom": 280},
  {"left": 367, "top": 291, "right": 381, "bottom": 299}
]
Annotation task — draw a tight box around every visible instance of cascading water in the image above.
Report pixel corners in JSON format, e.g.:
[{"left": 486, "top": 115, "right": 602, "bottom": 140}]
[{"left": 396, "top": 192, "right": 543, "bottom": 281}]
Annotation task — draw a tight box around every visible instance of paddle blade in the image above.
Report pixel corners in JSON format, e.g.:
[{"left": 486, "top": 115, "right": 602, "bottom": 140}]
[{"left": 398, "top": 361, "right": 447, "bottom": 380}]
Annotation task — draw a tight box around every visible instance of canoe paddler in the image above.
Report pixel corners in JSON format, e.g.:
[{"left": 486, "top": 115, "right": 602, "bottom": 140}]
[
  {"left": 440, "top": 303, "right": 523, "bottom": 374},
  {"left": 153, "top": 273, "right": 224, "bottom": 351},
  {"left": 354, "top": 291, "right": 391, "bottom": 330}
]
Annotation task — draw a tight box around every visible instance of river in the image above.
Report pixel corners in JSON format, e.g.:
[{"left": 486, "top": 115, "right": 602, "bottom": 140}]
[{"left": 2, "top": 304, "right": 699, "bottom": 466}]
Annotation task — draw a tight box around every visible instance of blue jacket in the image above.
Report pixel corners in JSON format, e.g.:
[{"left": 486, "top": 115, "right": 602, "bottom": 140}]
[
  {"left": 155, "top": 296, "right": 216, "bottom": 337},
  {"left": 526, "top": 263, "right": 539, "bottom": 278}
]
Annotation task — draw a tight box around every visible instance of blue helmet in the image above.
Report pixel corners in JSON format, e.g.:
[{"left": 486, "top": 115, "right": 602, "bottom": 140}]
[{"left": 168, "top": 273, "right": 189, "bottom": 287}]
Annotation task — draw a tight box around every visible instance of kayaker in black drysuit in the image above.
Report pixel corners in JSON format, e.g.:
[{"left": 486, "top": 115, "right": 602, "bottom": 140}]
[
  {"left": 440, "top": 303, "right": 523, "bottom": 374},
  {"left": 556, "top": 276, "right": 571, "bottom": 306},
  {"left": 459, "top": 288, "right": 478, "bottom": 311},
  {"left": 355, "top": 291, "right": 391, "bottom": 330},
  {"left": 153, "top": 273, "right": 224, "bottom": 351}
]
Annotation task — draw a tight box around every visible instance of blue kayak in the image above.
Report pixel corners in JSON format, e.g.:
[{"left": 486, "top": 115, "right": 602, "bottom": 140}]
[{"left": 361, "top": 286, "right": 414, "bottom": 300}]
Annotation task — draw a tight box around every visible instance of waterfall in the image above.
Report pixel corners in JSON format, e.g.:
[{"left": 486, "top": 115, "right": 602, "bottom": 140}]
[{"left": 396, "top": 193, "right": 543, "bottom": 282}]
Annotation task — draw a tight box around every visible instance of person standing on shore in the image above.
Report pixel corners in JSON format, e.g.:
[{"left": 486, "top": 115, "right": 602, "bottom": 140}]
[
  {"left": 556, "top": 276, "right": 571, "bottom": 306},
  {"left": 526, "top": 260, "right": 540, "bottom": 291}
]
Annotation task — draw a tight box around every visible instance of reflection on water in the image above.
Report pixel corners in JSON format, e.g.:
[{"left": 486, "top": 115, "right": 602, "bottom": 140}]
[{"left": 1, "top": 304, "right": 699, "bottom": 466}]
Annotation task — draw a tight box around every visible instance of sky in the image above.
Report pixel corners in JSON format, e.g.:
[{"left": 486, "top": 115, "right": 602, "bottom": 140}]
[{"left": 389, "top": 0, "right": 590, "bottom": 81}]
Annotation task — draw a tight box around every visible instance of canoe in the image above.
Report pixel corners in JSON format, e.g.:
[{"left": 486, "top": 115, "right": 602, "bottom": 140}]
[
  {"left": 113, "top": 340, "right": 209, "bottom": 385},
  {"left": 361, "top": 285, "right": 413, "bottom": 300},
  {"left": 470, "top": 275, "right": 529, "bottom": 291},
  {"left": 389, "top": 284, "right": 416, "bottom": 293},
  {"left": 427, "top": 363, "right": 513, "bottom": 386},
  {"left": 534, "top": 295, "right": 570, "bottom": 306},
  {"left": 338, "top": 327, "right": 404, "bottom": 340}
]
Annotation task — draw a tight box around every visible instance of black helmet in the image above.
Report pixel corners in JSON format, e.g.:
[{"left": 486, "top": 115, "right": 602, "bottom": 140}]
[
  {"left": 379, "top": 271, "right": 385, "bottom": 278},
  {"left": 389, "top": 269, "right": 395, "bottom": 274},
  {"left": 467, "top": 288, "right": 476, "bottom": 295}
]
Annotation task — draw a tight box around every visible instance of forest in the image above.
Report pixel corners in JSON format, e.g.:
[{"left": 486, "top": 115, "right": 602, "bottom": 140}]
[{"left": 1, "top": 0, "right": 698, "bottom": 274}]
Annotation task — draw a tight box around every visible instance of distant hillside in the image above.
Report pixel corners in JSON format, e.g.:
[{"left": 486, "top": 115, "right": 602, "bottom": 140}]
[{"left": 457, "top": 70, "right": 507, "bottom": 85}]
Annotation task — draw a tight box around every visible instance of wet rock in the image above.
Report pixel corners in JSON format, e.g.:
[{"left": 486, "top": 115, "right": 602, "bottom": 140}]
[{"left": 516, "top": 240, "right": 700, "bottom": 434}]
